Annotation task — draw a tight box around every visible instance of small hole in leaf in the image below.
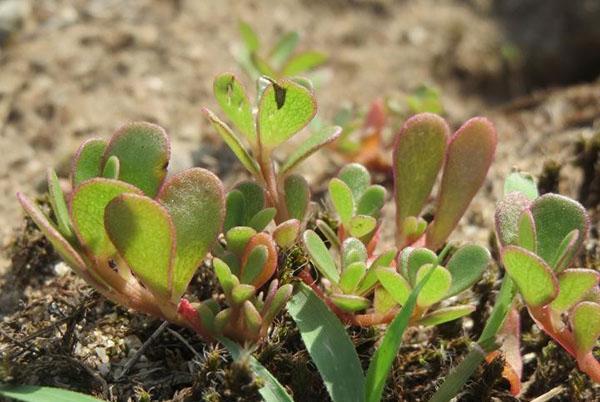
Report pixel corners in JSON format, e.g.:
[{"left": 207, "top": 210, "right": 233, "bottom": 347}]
[{"left": 273, "top": 83, "right": 287, "bottom": 109}]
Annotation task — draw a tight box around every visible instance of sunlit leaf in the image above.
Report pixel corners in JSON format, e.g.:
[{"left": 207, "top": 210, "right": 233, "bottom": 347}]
[
  {"left": 103, "top": 122, "right": 170, "bottom": 197},
  {"left": 231, "top": 284, "right": 256, "bottom": 305},
  {"left": 214, "top": 73, "right": 257, "bottom": 142},
  {"left": 495, "top": 192, "right": 531, "bottom": 246},
  {"left": 243, "top": 300, "right": 263, "bottom": 335},
  {"left": 241, "top": 233, "right": 278, "bottom": 289},
  {"left": 71, "top": 138, "right": 107, "bottom": 187},
  {"left": 282, "top": 51, "right": 328, "bottom": 76},
  {"left": 551, "top": 269, "right": 600, "bottom": 313},
  {"left": 406, "top": 247, "right": 438, "bottom": 286},
  {"left": 329, "top": 178, "right": 354, "bottom": 226},
  {"left": 356, "top": 185, "right": 386, "bottom": 217},
  {"left": 284, "top": 174, "right": 310, "bottom": 221},
  {"left": 356, "top": 249, "right": 397, "bottom": 295},
  {"left": 501, "top": 246, "right": 558, "bottom": 307},
  {"left": 303, "top": 230, "right": 339, "bottom": 283},
  {"left": 348, "top": 215, "right": 376, "bottom": 238},
  {"left": 280, "top": 125, "right": 341, "bottom": 176},
  {"left": 416, "top": 264, "right": 451, "bottom": 307},
  {"left": 342, "top": 237, "right": 367, "bottom": 268},
  {"left": 330, "top": 293, "right": 370, "bottom": 312},
  {"left": 417, "top": 305, "right": 475, "bottom": 326},
  {"left": 571, "top": 302, "right": 600, "bottom": 353},
  {"left": 47, "top": 169, "right": 72, "bottom": 239},
  {"left": 339, "top": 261, "right": 367, "bottom": 294},
  {"left": 248, "top": 207, "right": 276, "bottom": 232},
  {"left": 339, "top": 163, "right": 370, "bottom": 201},
  {"left": 273, "top": 219, "right": 300, "bottom": 248},
  {"left": 226, "top": 226, "right": 257, "bottom": 257},
  {"left": 376, "top": 267, "right": 411, "bottom": 305},
  {"left": 214, "top": 258, "right": 236, "bottom": 294},
  {"left": 504, "top": 171, "right": 538, "bottom": 200},
  {"left": 105, "top": 193, "right": 175, "bottom": 299},
  {"left": 158, "top": 168, "right": 225, "bottom": 299},
  {"left": 427, "top": 117, "right": 496, "bottom": 250},
  {"left": 102, "top": 155, "right": 119, "bottom": 179},
  {"left": 0, "top": 385, "right": 104, "bottom": 402}
]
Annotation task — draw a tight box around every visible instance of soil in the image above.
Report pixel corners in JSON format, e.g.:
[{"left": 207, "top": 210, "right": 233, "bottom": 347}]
[{"left": 0, "top": 1, "right": 599, "bottom": 401}]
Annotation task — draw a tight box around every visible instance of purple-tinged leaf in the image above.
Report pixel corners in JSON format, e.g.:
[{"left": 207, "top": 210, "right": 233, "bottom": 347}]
[
  {"left": 243, "top": 300, "right": 262, "bottom": 336},
  {"left": 241, "top": 233, "right": 278, "bottom": 289},
  {"left": 417, "top": 305, "right": 475, "bottom": 326},
  {"left": 47, "top": 169, "right": 73, "bottom": 239},
  {"left": 158, "top": 168, "right": 225, "bottom": 300},
  {"left": 71, "top": 138, "right": 107, "bottom": 187},
  {"left": 280, "top": 125, "right": 342, "bottom": 176},
  {"left": 103, "top": 122, "right": 170, "bottom": 197},
  {"left": 551, "top": 269, "right": 600, "bottom": 313},
  {"left": 214, "top": 73, "right": 256, "bottom": 143},
  {"left": 105, "top": 193, "right": 176, "bottom": 299},
  {"left": 426, "top": 117, "right": 496, "bottom": 250},
  {"left": 226, "top": 226, "right": 257, "bottom": 257},
  {"left": 495, "top": 191, "right": 531, "bottom": 247},
  {"left": 501, "top": 246, "right": 558, "bottom": 307},
  {"left": 393, "top": 113, "right": 449, "bottom": 247},
  {"left": 262, "top": 283, "right": 293, "bottom": 326},
  {"left": 70, "top": 178, "right": 142, "bottom": 258},
  {"left": 258, "top": 79, "right": 317, "bottom": 150},
  {"left": 446, "top": 244, "right": 490, "bottom": 296},
  {"left": 530, "top": 194, "right": 588, "bottom": 271},
  {"left": 571, "top": 301, "right": 600, "bottom": 354},
  {"left": 284, "top": 174, "right": 310, "bottom": 221},
  {"left": 240, "top": 245, "right": 269, "bottom": 285}
]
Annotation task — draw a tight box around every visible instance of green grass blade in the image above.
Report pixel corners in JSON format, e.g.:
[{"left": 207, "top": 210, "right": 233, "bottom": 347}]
[
  {"left": 0, "top": 385, "right": 104, "bottom": 402},
  {"left": 287, "top": 283, "right": 365, "bottom": 402},
  {"left": 219, "top": 337, "right": 294, "bottom": 402},
  {"left": 365, "top": 268, "right": 435, "bottom": 402}
]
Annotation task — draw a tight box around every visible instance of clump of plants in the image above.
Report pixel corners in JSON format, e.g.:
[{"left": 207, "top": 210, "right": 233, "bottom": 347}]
[{"left": 11, "top": 71, "right": 599, "bottom": 402}]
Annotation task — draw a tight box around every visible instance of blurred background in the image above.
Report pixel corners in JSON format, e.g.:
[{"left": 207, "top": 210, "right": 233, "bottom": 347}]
[{"left": 1, "top": 0, "right": 599, "bottom": 268}]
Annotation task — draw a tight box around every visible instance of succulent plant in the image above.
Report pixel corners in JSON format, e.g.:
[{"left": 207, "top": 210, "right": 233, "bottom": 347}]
[{"left": 18, "top": 123, "right": 225, "bottom": 339}]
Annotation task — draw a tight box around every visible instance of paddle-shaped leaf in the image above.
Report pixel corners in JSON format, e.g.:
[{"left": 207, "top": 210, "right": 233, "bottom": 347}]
[
  {"left": 224, "top": 190, "right": 245, "bottom": 232},
  {"left": 504, "top": 171, "right": 538, "bottom": 201},
  {"left": 339, "top": 261, "right": 367, "bottom": 294},
  {"left": 446, "top": 244, "right": 490, "bottom": 296},
  {"left": 214, "top": 73, "right": 256, "bottom": 142},
  {"left": 530, "top": 194, "right": 588, "bottom": 270},
  {"left": 236, "top": 181, "right": 266, "bottom": 223},
  {"left": 158, "top": 168, "right": 225, "bottom": 300},
  {"left": 339, "top": 163, "right": 370, "bottom": 201},
  {"left": 240, "top": 245, "right": 268, "bottom": 285},
  {"left": 280, "top": 125, "right": 341, "bottom": 176},
  {"left": 495, "top": 192, "right": 532, "bottom": 246},
  {"left": 417, "top": 305, "right": 476, "bottom": 326},
  {"left": 356, "top": 185, "right": 386, "bottom": 217},
  {"left": 282, "top": 50, "right": 328, "bottom": 76},
  {"left": 427, "top": 117, "right": 496, "bottom": 250},
  {"left": 330, "top": 178, "right": 354, "bottom": 226},
  {"left": 416, "top": 264, "right": 452, "bottom": 307},
  {"left": 103, "top": 122, "right": 170, "bottom": 197},
  {"left": 551, "top": 269, "right": 600, "bottom": 313},
  {"left": 273, "top": 219, "right": 300, "bottom": 248},
  {"left": 517, "top": 210, "right": 536, "bottom": 252},
  {"left": 241, "top": 233, "right": 277, "bottom": 289},
  {"left": 393, "top": 113, "right": 449, "bottom": 245},
  {"left": 571, "top": 302, "right": 600, "bottom": 353},
  {"left": 47, "top": 169, "right": 72, "bottom": 238},
  {"left": 501, "top": 246, "right": 558, "bottom": 307},
  {"left": 303, "top": 230, "right": 339, "bottom": 283},
  {"left": 258, "top": 79, "right": 316, "bottom": 150},
  {"left": 356, "top": 249, "right": 397, "bottom": 295},
  {"left": 248, "top": 207, "right": 276, "bottom": 232},
  {"left": 331, "top": 293, "right": 370, "bottom": 312},
  {"left": 349, "top": 215, "right": 376, "bottom": 238},
  {"left": 376, "top": 267, "right": 411, "bottom": 305},
  {"left": 406, "top": 248, "right": 438, "bottom": 286},
  {"left": 203, "top": 108, "right": 260, "bottom": 176},
  {"left": 284, "top": 174, "right": 310, "bottom": 221},
  {"left": 105, "top": 193, "right": 175, "bottom": 298},
  {"left": 70, "top": 178, "right": 142, "bottom": 258},
  {"left": 226, "top": 226, "right": 257, "bottom": 257},
  {"left": 342, "top": 237, "right": 367, "bottom": 268},
  {"left": 71, "top": 138, "right": 107, "bottom": 186},
  {"left": 288, "top": 283, "right": 365, "bottom": 402}
]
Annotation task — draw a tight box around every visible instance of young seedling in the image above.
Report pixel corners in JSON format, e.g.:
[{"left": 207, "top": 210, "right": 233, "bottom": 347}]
[
  {"left": 327, "top": 162, "right": 386, "bottom": 252},
  {"left": 236, "top": 21, "right": 328, "bottom": 81},
  {"left": 393, "top": 113, "right": 497, "bottom": 250},
  {"left": 496, "top": 174, "right": 600, "bottom": 384},
  {"left": 203, "top": 73, "right": 341, "bottom": 224},
  {"left": 17, "top": 123, "right": 226, "bottom": 340},
  {"left": 301, "top": 230, "right": 490, "bottom": 327}
]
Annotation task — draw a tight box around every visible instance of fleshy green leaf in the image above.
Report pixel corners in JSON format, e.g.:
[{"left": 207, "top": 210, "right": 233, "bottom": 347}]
[
  {"left": 283, "top": 174, "right": 310, "bottom": 221},
  {"left": 504, "top": 171, "right": 538, "bottom": 200},
  {"left": 348, "top": 215, "right": 376, "bottom": 238},
  {"left": 240, "top": 245, "right": 268, "bottom": 285},
  {"left": 571, "top": 302, "right": 600, "bottom": 353},
  {"left": 214, "top": 73, "right": 256, "bottom": 142},
  {"left": 329, "top": 178, "right": 354, "bottom": 226},
  {"left": 47, "top": 169, "right": 72, "bottom": 239},
  {"left": 269, "top": 31, "right": 300, "bottom": 69},
  {"left": 287, "top": 283, "right": 365, "bottom": 402},
  {"left": 232, "top": 283, "right": 256, "bottom": 304},
  {"left": 158, "top": 168, "right": 225, "bottom": 300},
  {"left": 273, "top": 219, "right": 300, "bottom": 248},
  {"left": 406, "top": 248, "right": 438, "bottom": 286},
  {"left": 71, "top": 138, "right": 107, "bottom": 187},
  {"left": 303, "top": 230, "right": 339, "bottom": 283},
  {"left": 70, "top": 178, "right": 142, "bottom": 258},
  {"left": 342, "top": 237, "right": 367, "bottom": 268},
  {"left": 102, "top": 155, "right": 119, "bottom": 179},
  {"left": 417, "top": 305, "right": 476, "bottom": 326},
  {"left": 553, "top": 229, "right": 579, "bottom": 272},
  {"left": 282, "top": 50, "right": 328, "bottom": 76},
  {"left": 330, "top": 293, "right": 370, "bottom": 312},
  {"left": 236, "top": 181, "right": 266, "bottom": 223},
  {"left": 356, "top": 249, "right": 397, "bottom": 295},
  {"left": 103, "top": 122, "right": 170, "bottom": 197},
  {"left": 241, "top": 233, "right": 278, "bottom": 289},
  {"left": 105, "top": 193, "right": 175, "bottom": 299},
  {"left": 374, "top": 286, "right": 397, "bottom": 314},
  {"left": 226, "top": 226, "right": 257, "bottom": 256},
  {"left": 339, "top": 261, "right": 367, "bottom": 294},
  {"left": 238, "top": 21, "right": 260, "bottom": 52},
  {"left": 279, "top": 125, "right": 342, "bottom": 176},
  {"left": 446, "top": 244, "right": 490, "bottom": 296},
  {"left": 243, "top": 300, "right": 263, "bottom": 335},
  {"left": 551, "top": 269, "right": 600, "bottom": 313},
  {"left": 495, "top": 192, "right": 532, "bottom": 246},
  {"left": 365, "top": 265, "right": 435, "bottom": 402},
  {"left": 203, "top": 108, "right": 260, "bottom": 176},
  {"left": 258, "top": 79, "right": 317, "bottom": 150},
  {"left": 356, "top": 185, "right": 386, "bottom": 217},
  {"left": 248, "top": 208, "right": 276, "bottom": 232},
  {"left": 416, "top": 264, "right": 452, "bottom": 307},
  {"left": 517, "top": 210, "right": 537, "bottom": 252},
  {"left": 316, "top": 219, "right": 341, "bottom": 250},
  {"left": 224, "top": 190, "right": 245, "bottom": 232},
  {"left": 427, "top": 117, "right": 496, "bottom": 250},
  {"left": 501, "top": 246, "right": 558, "bottom": 307},
  {"left": 393, "top": 113, "right": 449, "bottom": 245},
  {"left": 0, "top": 385, "right": 105, "bottom": 402},
  {"left": 339, "top": 163, "right": 370, "bottom": 201},
  {"left": 263, "top": 283, "right": 293, "bottom": 325},
  {"left": 530, "top": 194, "right": 588, "bottom": 270},
  {"left": 376, "top": 267, "right": 411, "bottom": 305},
  {"left": 17, "top": 193, "right": 87, "bottom": 275},
  {"left": 214, "top": 258, "right": 236, "bottom": 294}
]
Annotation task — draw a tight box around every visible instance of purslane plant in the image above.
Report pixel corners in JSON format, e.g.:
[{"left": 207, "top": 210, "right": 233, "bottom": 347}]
[
  {"left": 203, "top": 73, "right": 341, "bottom": 224},
  {"left": 18, "top": 123, "right": 225, "bottom": 340},
  {"left": 236, "top": 21, "right": 328, "bottom": 81}
]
